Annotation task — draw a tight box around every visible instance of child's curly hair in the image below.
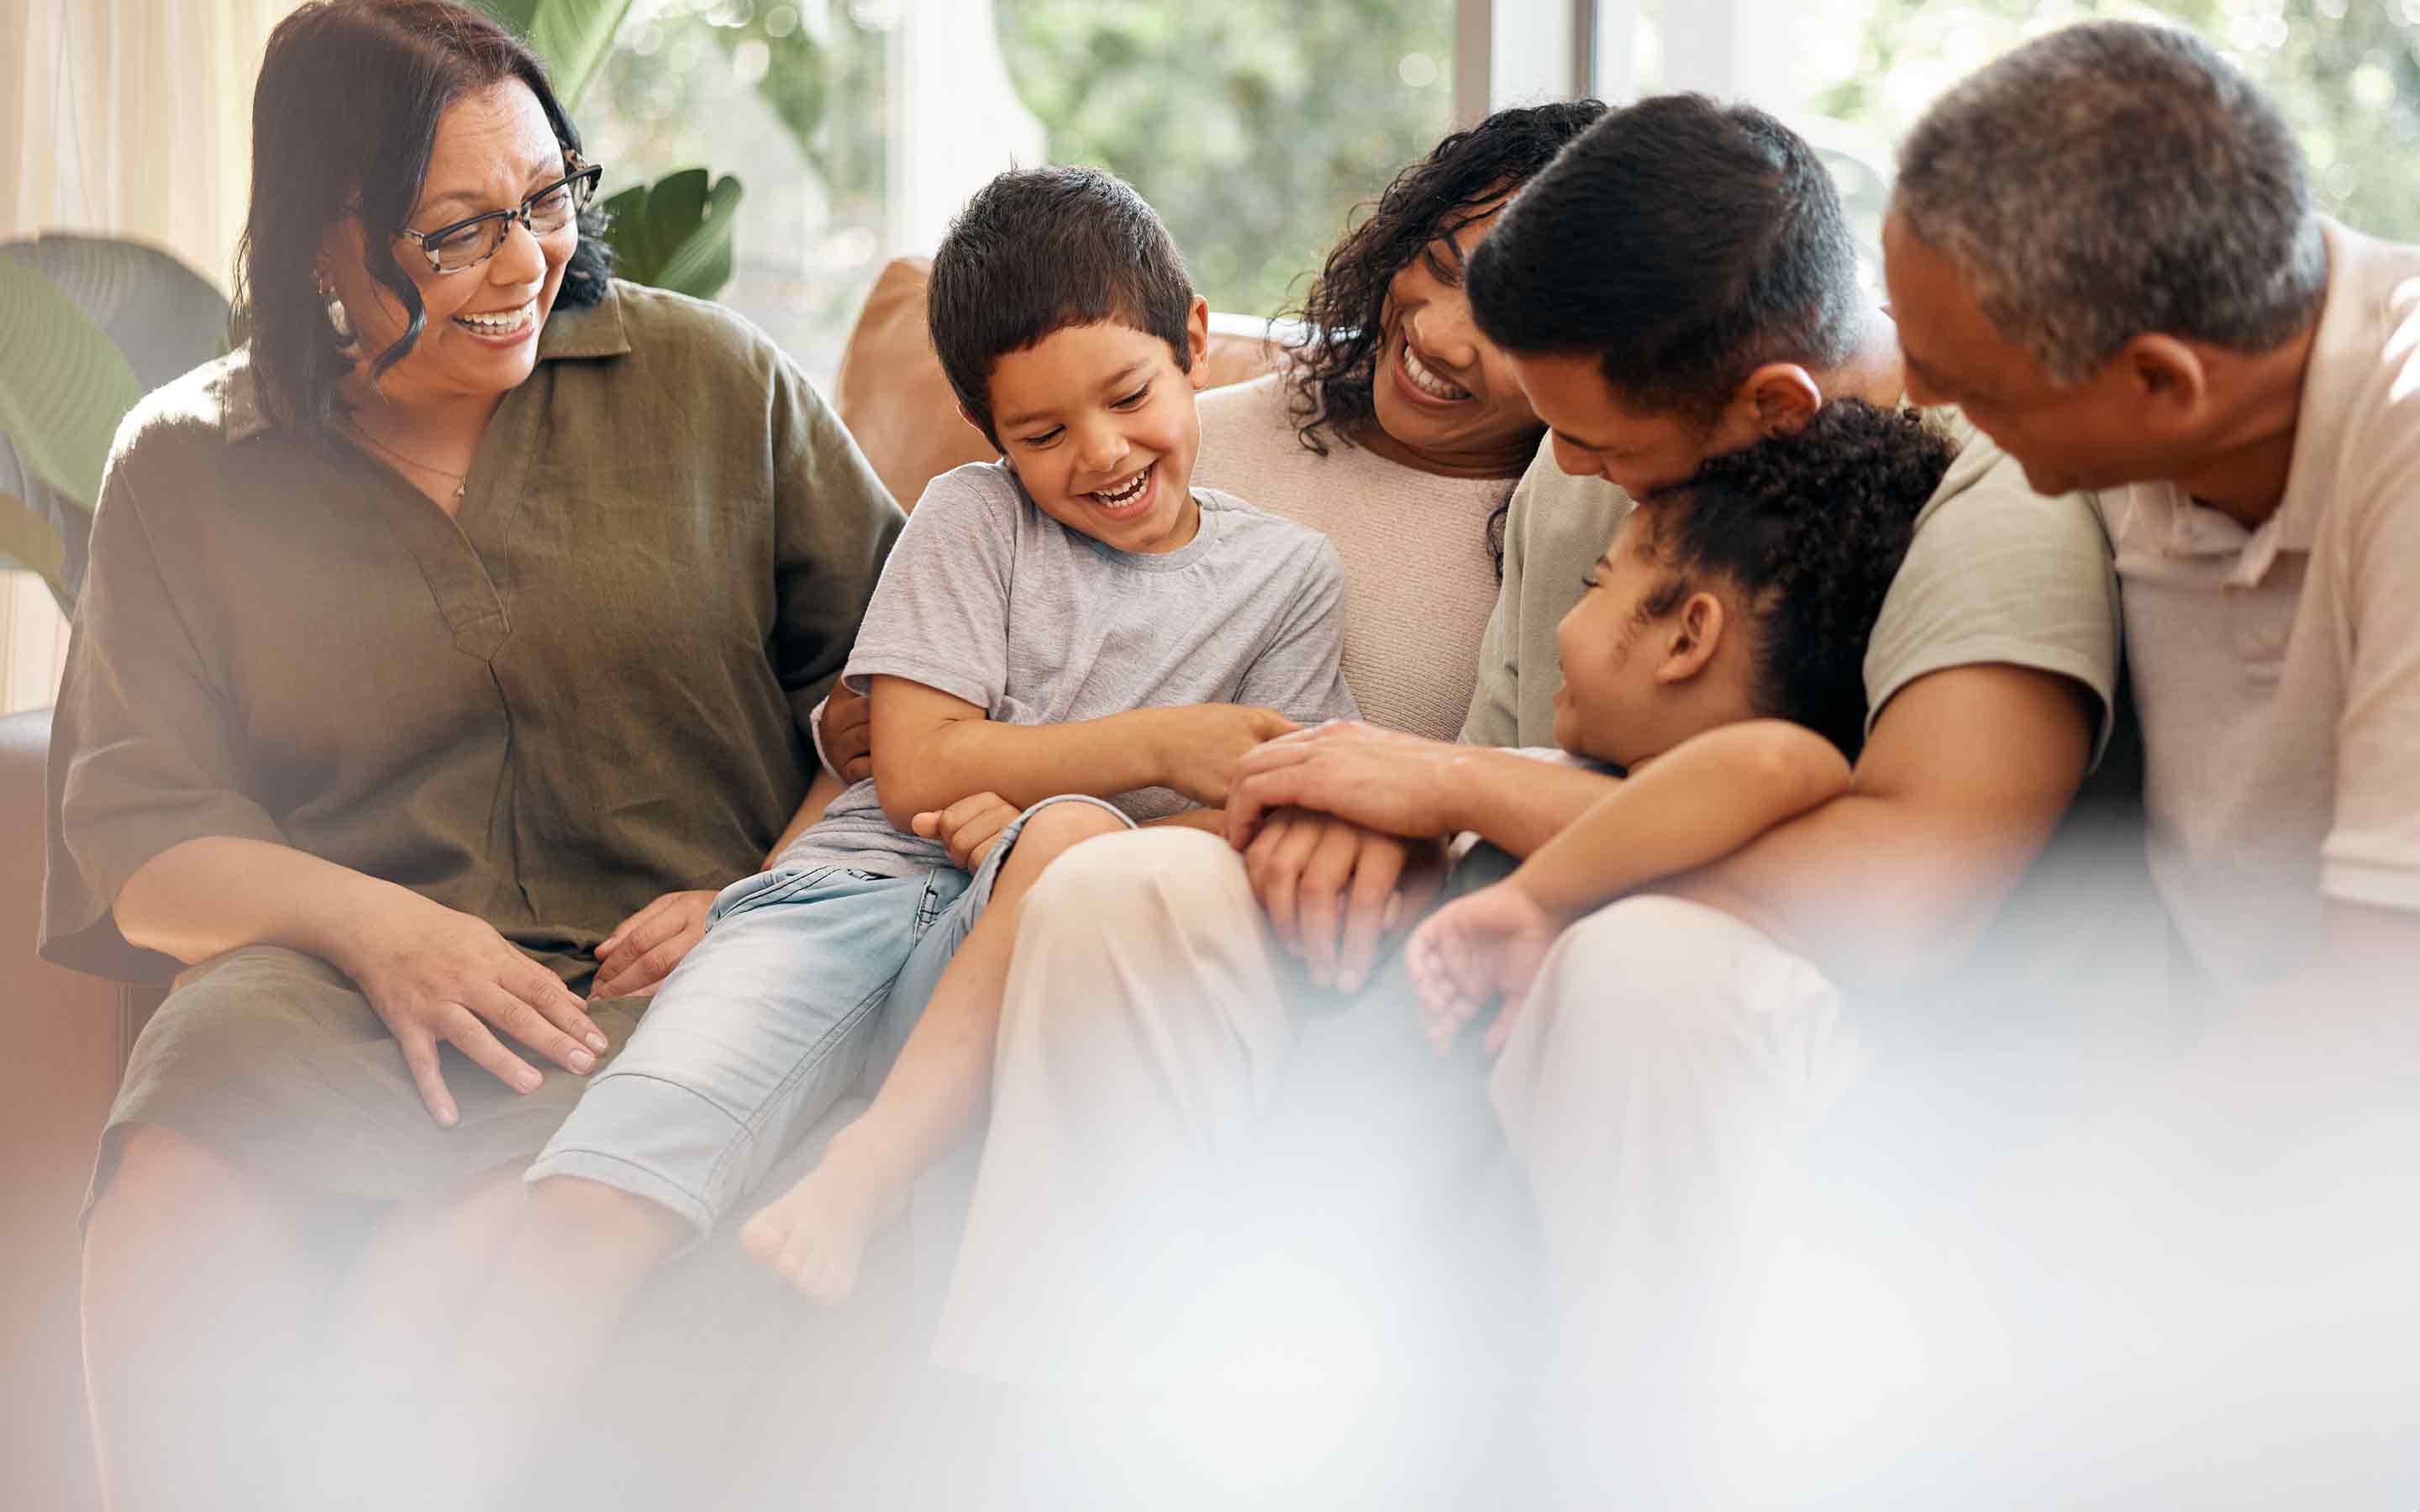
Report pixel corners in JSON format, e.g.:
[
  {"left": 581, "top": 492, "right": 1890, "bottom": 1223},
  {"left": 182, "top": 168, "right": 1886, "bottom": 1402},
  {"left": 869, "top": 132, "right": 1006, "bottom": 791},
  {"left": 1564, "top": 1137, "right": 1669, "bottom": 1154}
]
[{"left": 1634, "top": 400, "right": 1958, "bottom": 760}]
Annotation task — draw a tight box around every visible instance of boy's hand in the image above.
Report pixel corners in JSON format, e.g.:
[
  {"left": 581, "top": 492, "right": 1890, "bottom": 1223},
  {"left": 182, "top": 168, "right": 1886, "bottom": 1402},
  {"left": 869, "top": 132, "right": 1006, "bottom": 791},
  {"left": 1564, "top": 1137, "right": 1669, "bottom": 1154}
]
[
  {"left": 1148, "top": 705, "right": 1301, "bottom": 806},
  {"left": 914, "top": 793, "right": 1023, "bottom": 871},
  {"left": 1406, "top": 879, "right": 1568, "bottom": 1058},
  {"left": 592, "top": 889, "right": 720, "bottom": 1000},
  {"left": 821, "top": 680, "right": 876, "bottom": 784}
]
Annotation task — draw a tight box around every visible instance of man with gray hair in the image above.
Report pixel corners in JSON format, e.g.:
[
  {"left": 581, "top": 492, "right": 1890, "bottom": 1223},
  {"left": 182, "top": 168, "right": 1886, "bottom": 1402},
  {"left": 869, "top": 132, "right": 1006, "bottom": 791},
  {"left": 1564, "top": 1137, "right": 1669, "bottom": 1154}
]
[
  {"left": 1886, "top": 18, "right": 2418, "bottom": 1014},
  {"left": 1885, "top": 23, "right": 2420, "bottom": 1494}
]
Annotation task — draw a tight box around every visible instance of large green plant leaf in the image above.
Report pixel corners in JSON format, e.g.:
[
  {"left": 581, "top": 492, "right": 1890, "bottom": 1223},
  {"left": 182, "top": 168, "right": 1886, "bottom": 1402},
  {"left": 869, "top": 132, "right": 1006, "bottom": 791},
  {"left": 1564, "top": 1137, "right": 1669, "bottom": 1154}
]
[
  {"left": 480, "top": 0, "right": 635, "bottom": 113},
  {"left": 599, "top": 169, "right": 743, "bottom": 301},
  {"left": 2, "top": 235, "right": 229, "bottom": 391},
  {"left": 0, "top": 255, "right": 143, "bottom": 511},
  {"left": 0, "top": 236, "right": 227, "bottom": 613}
]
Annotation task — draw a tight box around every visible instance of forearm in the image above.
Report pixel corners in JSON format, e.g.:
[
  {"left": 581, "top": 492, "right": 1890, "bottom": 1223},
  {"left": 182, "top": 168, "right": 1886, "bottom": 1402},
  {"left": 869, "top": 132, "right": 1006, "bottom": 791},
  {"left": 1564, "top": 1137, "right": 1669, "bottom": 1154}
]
[
  {"left": 114, "top": 836, "right": 424, "bottom": 974},
  {"left": 875, "top": 710, "right": 1167, "bottom": 831},
  {"left": 765, "top": 768, "right": 847, "bottom": 865},
  {"left": 1509, "top": 722, "right": 1849, "bottom": 921},
  {"left": 1444, "top": 748, "right": 1627, "bottom": 858}
]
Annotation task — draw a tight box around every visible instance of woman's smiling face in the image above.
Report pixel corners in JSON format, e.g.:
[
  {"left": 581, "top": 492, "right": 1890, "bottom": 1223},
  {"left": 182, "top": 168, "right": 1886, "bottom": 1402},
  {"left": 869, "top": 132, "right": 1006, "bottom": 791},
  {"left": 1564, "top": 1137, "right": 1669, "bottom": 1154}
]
[
  {"left": 321, "top": 80, "right": 576, "bottom": 409},
  {"left": 1365, "top": 202, "right": 1541, "bottom": 472}
]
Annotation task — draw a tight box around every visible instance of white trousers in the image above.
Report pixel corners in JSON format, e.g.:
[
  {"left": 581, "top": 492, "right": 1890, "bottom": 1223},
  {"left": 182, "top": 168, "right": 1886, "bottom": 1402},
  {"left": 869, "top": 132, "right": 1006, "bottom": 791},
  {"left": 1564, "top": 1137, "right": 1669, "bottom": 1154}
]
[{"left": 933, "top": 827, "right": 1855, "bottom": 1388}]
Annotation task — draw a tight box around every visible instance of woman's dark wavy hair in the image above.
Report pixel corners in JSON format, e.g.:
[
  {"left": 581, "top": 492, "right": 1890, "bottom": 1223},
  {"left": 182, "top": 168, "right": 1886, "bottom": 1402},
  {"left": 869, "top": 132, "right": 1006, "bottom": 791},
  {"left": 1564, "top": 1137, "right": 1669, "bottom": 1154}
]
[
  {"left": 1633, "top": 400, "right": 1956, "bottom": 761},
  {"left": 234, "top": 0, "right": 613, "bottom": 429},
  {"left": 1278, "top": 99, "right": 1607, "bottom": 458}
]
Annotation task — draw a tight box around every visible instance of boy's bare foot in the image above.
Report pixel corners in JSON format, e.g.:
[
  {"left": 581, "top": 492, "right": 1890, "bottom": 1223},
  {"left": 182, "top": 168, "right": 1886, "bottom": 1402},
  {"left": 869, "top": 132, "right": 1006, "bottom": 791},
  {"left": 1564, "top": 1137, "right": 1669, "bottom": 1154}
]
[{"left": 739, "top": 1128, "right": 904, "bottom": 1305}]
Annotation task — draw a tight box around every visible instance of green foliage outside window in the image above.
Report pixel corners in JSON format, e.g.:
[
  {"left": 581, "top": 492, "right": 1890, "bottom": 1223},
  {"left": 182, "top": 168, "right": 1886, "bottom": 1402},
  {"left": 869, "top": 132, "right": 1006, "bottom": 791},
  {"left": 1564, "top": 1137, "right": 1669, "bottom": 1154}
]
[
  {"left": 996, "top": 0, "right": 1455, "bottom": 317},
  {"left": 1817, "top": 0, "right": 2420, "bottom": 242}
]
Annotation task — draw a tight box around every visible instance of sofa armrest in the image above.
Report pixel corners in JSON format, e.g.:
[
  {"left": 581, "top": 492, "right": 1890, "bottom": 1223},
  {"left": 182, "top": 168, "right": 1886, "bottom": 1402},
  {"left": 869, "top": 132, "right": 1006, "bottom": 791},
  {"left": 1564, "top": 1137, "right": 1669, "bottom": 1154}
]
[{"left": 1, "top": 705, "right": 159, "bottom": 1512}]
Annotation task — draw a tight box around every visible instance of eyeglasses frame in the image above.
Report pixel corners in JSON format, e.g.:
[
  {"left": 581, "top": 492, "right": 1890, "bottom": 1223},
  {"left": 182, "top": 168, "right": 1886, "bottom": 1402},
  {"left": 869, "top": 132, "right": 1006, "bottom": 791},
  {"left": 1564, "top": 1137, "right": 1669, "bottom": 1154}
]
[{"left": 392, "top": 155, "right": 604, "bottom": 276}]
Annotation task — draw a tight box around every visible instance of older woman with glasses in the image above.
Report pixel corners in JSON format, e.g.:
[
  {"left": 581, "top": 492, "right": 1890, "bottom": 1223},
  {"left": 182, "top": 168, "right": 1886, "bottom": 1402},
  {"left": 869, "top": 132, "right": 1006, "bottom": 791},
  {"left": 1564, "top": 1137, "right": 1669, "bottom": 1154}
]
[{"left": 44, "top": 3, "right": 899, "bottom": 1504}]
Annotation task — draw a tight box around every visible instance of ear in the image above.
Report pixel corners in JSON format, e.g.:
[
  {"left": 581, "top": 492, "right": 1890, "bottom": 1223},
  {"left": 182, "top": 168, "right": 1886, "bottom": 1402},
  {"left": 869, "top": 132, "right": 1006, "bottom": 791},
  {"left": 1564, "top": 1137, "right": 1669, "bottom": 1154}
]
[
  {"left": 1655, "top": 591, "right": 1727, "bottom": 685},
  {"left": 1732, "top": 363, "right": 1823, "bottom": 438},
  {"left": 2114, "top": 333, "right": 2208, "bottom": 428},
  {"left": 1184, "top": 295, "right": 1213, "bottom": 391},
  {"left": 956, "top": 401, "right": 1005, "bottom": 457}
]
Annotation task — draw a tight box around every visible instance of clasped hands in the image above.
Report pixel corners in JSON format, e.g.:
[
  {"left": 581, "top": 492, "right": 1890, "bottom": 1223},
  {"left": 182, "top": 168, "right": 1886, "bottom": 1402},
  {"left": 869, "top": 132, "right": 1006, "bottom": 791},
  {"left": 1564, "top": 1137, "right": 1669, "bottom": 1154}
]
[{"left": 1225, "top": 721, "right": 1565, "bottom": 1049}]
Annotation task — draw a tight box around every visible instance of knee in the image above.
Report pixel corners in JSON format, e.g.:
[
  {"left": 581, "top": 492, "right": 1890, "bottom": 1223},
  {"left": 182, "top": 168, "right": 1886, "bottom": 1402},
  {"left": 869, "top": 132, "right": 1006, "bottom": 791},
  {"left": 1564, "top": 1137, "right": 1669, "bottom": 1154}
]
[
  {"left": 1016, "top": 824, "right": 1251, "bottom": 932},
  {"left": 89, "top": 1125, "right": 247, "bottom": 1243},
  {"left": 523, "top": 1173, "right": 687, "bottom": 1250},
  {"left": 1523, "top": 896, "right": 1768, "bottom": 1055},
  {"left": 1002, "top": 801, "right": 1132, "bottom": 878}
]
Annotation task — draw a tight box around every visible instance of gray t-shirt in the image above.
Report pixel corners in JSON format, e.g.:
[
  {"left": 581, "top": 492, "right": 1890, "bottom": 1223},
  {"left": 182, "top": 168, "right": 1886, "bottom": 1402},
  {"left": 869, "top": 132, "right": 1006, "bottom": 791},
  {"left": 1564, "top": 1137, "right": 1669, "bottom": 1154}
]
[{"left": 782, "top": 460, "right": 1358, "bottom": 874}]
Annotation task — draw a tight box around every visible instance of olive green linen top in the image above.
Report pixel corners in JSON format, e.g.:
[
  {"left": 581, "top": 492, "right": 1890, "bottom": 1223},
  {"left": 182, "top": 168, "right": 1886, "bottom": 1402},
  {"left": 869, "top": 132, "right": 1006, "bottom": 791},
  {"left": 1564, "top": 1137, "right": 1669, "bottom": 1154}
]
[{"left": 42, "top": 280, "right": 904, "bottom": 982}]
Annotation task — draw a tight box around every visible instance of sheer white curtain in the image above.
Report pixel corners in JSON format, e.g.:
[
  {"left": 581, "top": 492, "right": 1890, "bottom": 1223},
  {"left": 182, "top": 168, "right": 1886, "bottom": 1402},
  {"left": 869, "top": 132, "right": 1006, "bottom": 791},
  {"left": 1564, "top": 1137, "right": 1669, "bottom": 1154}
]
[{"left": 1, "top": 0, "right": 295, "bottom": 713}]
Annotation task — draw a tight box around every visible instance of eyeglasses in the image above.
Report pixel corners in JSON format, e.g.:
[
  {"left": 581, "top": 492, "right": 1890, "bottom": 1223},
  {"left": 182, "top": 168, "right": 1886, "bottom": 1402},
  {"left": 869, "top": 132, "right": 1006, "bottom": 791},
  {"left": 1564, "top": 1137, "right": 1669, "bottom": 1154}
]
[{"left": 393, "top": 157, "right": 604, "bottom": 275}]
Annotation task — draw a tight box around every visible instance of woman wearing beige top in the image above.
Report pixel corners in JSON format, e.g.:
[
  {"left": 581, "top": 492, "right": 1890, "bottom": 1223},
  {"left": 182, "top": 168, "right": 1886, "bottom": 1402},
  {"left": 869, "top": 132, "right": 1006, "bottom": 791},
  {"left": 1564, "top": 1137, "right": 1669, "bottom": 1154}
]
[
  {"left": 1187, "top": 97, "right": 1606, "bottom": 976},
  {"left": 42, "top": 3, "right": 899, "bottom": 1505}
]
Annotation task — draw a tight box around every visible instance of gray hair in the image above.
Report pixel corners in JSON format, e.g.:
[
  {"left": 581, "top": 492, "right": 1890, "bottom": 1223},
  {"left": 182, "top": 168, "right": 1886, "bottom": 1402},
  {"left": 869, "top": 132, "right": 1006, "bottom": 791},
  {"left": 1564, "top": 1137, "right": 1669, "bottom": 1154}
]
[{"left": 1894, "top": 20, "right": 2327, "bottom": 382}]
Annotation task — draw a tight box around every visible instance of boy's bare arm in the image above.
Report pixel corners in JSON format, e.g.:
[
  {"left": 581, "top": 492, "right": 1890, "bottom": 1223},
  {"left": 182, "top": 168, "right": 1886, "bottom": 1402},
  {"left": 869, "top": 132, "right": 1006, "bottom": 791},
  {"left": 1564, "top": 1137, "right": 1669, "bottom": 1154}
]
[
  {"left": 1507, "top": 720, "right": 1851, "bottom": 924},
  {"left": 867, "top": 675, "right": 1293, "bottom": 832}
]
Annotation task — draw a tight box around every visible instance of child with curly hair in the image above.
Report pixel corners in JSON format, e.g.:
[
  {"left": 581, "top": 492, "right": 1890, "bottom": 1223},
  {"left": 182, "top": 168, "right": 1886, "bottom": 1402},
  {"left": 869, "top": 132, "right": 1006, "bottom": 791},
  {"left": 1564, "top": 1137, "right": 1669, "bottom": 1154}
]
[{"left": 1408, "top": 398, "right": 1957, "bottom": 1049}]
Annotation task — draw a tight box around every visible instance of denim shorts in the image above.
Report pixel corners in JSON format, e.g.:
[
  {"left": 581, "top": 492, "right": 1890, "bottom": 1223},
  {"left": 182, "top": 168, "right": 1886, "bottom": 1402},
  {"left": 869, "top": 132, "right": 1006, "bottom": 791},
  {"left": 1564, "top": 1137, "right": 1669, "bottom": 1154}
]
[{"left": 528, "top": 794, "right": 1132, "bottom": 1242}]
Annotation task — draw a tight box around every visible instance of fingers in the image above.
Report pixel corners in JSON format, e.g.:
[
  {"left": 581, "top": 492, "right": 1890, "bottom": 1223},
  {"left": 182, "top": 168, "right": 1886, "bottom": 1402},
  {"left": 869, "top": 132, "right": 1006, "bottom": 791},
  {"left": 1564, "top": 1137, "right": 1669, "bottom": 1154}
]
[
  {"left": 439, "top": 1005, "right": 543, "bottom": 1095},
  {"left": 1248, "top": 816, "right": 1322, "bottom": 952},
  {"left": 597, "top": 891, "right": 674, "bottom": 963},
  {"left": 592, "top": 929, "right": 694, "bottom": 1001},
  {"left": 511, "top": 958, "right": 609, "bottom": 1056},
  {"left": 1483, "top": 998, "right": 1528, "bottom": 1058},
  {"left": 471, "top": 979, "right": 596, "bottom": 1078},
  {"left": 397, "top": 1029, "right": 458, "bottom": 1127},
  {"left": 950, "top": 807, "right": 1016, "bottom": 871},
  {"left": 1336, "top": 835, "right": 1407, "bottom": 995},
  {"left": 1296, "top": 822, "right": 1361, "bottom": 989},
  {"left": 593, "top": 902, "right": 692, "bottom": 998}
]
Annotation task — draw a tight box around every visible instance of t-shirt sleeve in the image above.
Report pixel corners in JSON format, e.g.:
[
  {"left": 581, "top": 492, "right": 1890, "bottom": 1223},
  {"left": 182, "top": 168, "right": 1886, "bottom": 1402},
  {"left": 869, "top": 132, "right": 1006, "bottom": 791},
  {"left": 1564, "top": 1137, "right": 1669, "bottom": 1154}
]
[
  {"left": 1459, "top": 449, "right": 1544, "bottom": 749},
  {"left": 1235, "top": 538, "right": 1359, "bottom": 726},
  {"left": 840, "top": 465, "right": 1017, "bottom": 711},
  {"left": 2320, "top": 420, "right": 2420, "bottom": 912},
  {"left": 42, "top": 455, "right": 288, "bottom": 980},
  {"left": 770, "top": 349, "right": 906, "bottom": 740},
  {"left": 1861, "top": 447, "right": 2123, "bottom": 764}
]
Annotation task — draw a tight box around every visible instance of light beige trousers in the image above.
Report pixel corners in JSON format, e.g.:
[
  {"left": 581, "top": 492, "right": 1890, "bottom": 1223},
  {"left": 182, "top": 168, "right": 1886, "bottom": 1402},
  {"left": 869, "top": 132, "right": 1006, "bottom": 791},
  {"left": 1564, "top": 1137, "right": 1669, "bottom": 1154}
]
[{"left": 933, "top": 827, "right": 1854, "bottom": 1389}]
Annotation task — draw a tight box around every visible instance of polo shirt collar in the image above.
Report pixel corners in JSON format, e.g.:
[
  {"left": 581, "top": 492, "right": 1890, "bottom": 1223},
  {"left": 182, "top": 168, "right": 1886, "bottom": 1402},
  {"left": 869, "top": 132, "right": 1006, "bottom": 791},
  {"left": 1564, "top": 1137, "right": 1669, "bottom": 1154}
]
[{"left": 222, "top": 277, "right": 630, "bottom": 447}]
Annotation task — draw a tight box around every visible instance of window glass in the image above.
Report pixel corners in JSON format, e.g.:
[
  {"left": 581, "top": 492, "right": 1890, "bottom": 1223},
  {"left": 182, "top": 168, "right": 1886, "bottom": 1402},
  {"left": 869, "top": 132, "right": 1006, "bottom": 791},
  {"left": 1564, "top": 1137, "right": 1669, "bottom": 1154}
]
[
  {"left": 995, "top": 0, "right": 1459, "bottom": 317},
  {"left": 1812, "top": 1, "right": 2420, "bottom": 241},
  {"left": 578, "top": 0, "right": 895, "bottom": 384}
]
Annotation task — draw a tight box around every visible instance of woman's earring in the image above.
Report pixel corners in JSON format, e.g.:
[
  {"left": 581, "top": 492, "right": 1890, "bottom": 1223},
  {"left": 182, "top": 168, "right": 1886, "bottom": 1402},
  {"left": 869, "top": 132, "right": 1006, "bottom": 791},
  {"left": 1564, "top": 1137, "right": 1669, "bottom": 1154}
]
[{"left": 318, "top": 276, "right": 358, "bottom": 352}]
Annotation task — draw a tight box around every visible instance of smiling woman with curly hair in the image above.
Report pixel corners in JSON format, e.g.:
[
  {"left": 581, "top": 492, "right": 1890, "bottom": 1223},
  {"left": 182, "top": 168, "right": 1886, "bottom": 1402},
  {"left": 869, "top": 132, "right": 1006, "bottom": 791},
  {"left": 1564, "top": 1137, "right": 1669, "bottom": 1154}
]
[{"left": 1191, "top": 99, "right": 1605, "bottom": 746}]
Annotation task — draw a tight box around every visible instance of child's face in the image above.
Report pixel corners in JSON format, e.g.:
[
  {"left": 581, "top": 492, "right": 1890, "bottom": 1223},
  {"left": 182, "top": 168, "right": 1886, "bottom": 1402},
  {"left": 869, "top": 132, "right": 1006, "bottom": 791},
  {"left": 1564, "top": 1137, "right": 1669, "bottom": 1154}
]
[
  {"left": 986, "top": 299, "right": 1213, "bottom": 555},
  {"left": 1553, "top": 508, "right": 1747, "bottom": 769}
]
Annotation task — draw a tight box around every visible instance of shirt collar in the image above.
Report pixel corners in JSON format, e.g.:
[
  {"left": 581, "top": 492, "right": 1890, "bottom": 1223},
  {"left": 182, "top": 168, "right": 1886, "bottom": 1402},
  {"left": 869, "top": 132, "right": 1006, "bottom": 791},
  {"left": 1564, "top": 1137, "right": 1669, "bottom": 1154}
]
[
  {"left": 223, "top": 278, "right": 630, "bottom": 447},
  {"left": 2113, "top": 218, "right": 2357, "bottom": 588}
]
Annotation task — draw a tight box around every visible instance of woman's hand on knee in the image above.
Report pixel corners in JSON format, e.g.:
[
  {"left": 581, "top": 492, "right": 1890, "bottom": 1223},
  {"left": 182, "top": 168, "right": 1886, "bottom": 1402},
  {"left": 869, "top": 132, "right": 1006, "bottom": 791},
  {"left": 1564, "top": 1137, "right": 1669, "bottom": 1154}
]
[
  {"left": 592, "top": 889, "right": 718, "bottom": 1000},
  {"left": 341, "top": 896, "right": 610, "bottom": 1127}
]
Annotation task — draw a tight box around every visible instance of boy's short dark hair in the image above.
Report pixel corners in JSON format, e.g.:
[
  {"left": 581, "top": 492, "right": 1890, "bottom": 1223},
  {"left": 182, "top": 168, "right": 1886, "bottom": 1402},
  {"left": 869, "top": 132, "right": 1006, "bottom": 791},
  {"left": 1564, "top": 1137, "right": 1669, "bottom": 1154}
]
[
  {"left": 1465, "top": 94, "right": 1866, "bottom": 426},
  {"left": 929, "top": 165, "right": 1197, "bottom": 449},
  {"left": 1634, "top": 401, "right": 1954, "bottom": 760}
]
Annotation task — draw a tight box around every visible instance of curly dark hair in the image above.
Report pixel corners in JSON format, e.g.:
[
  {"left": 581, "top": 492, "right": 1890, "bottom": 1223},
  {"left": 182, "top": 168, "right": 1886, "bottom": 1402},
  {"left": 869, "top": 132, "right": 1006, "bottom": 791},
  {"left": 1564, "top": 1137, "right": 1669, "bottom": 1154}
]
[
  {"left": 1278, "top": 99, "right": 1607, "bottom": 457},
  {"left": 236, "top": 0, "right": 613, "bottom": 430},
  {"left": 1633, "top": 400, "right": 1957, "bottom": 760}
]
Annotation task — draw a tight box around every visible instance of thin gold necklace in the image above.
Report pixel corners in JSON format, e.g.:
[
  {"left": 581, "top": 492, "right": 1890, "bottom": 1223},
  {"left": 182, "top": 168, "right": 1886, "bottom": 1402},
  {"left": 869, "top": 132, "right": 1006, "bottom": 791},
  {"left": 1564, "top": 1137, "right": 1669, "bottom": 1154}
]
[{"left": 348, "top": 418, "right": 468, "bottom": 501}]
